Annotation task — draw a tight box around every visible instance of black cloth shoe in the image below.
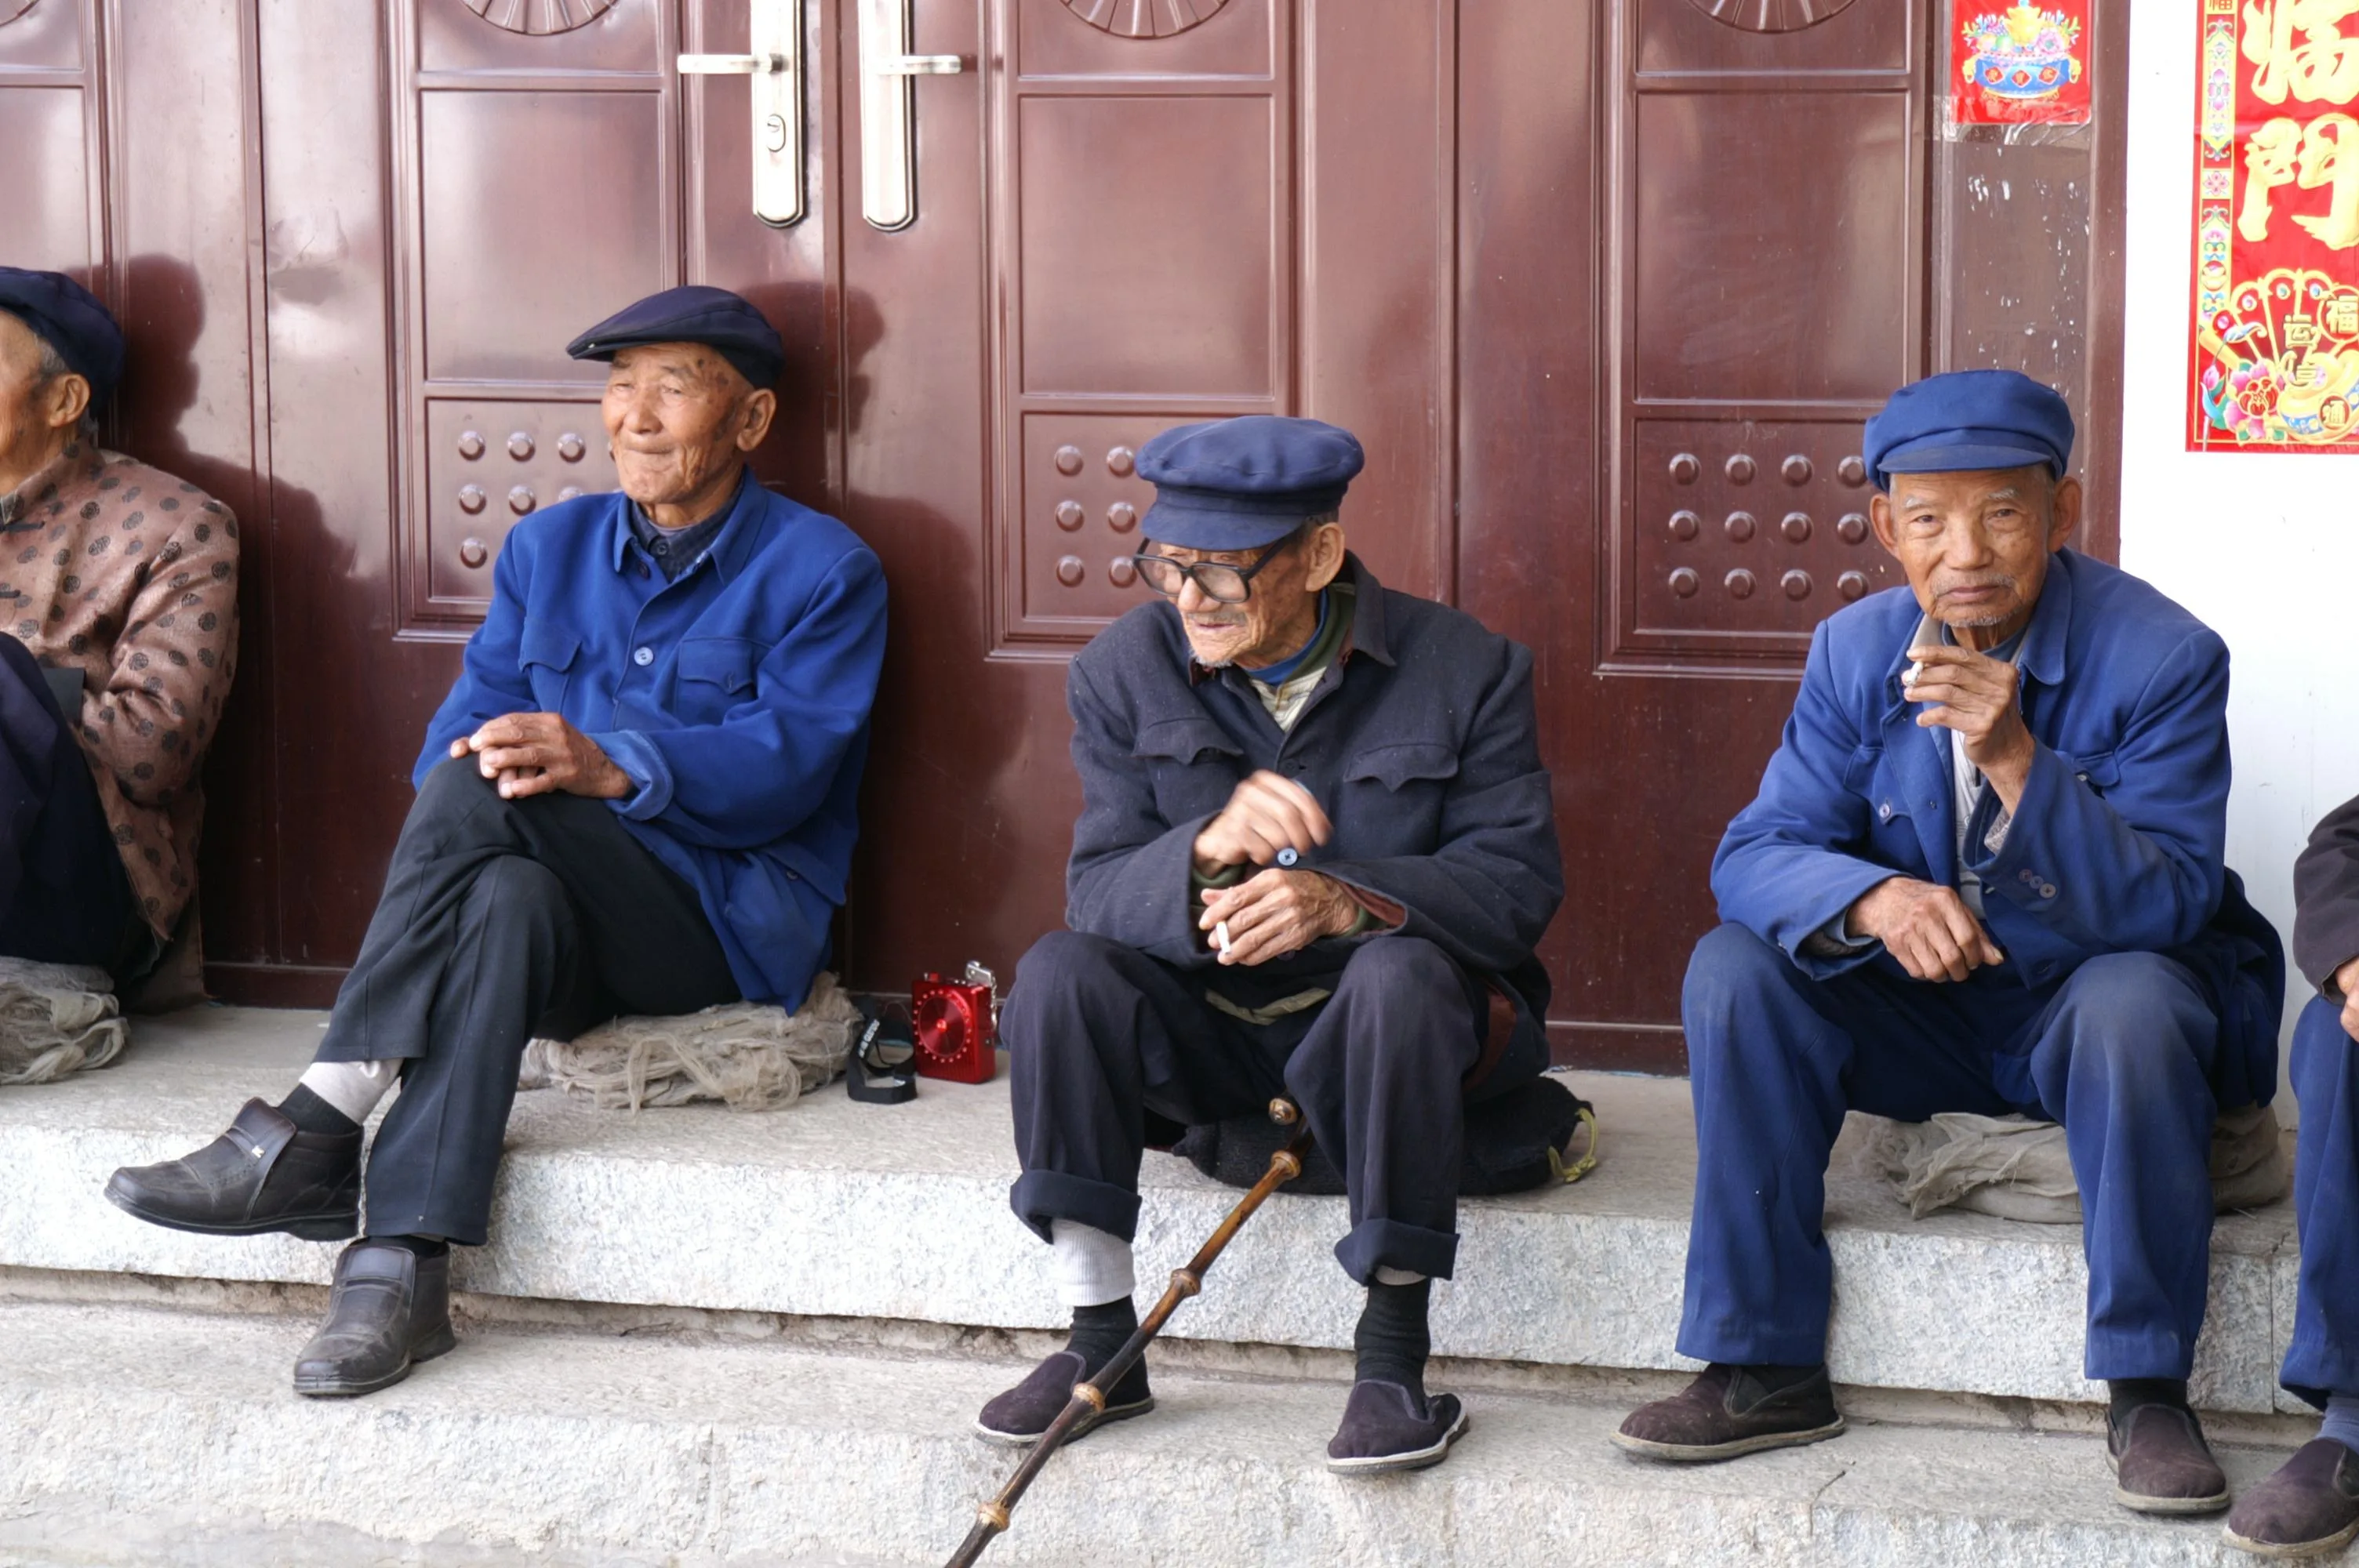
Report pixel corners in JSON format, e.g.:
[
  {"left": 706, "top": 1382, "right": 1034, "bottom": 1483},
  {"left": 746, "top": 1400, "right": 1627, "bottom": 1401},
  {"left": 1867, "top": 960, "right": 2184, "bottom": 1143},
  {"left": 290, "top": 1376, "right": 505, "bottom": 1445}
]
[
  {"left": 972, "top": 1349, "right": 1153, "bottom": 1449},
  {"left": 1612, "top": 1363, "right": 1845, "bottom": 1462},
  {"left": 104, "top": 1098, "right": 362, "bottom": 1241},
  {"left": 2108, "top": 1400, "right": 2231, "bottom": 1515},
  {"left": 2225, "top": 1439, "right": 2359, "bottom": 1557},
  {"left": 1325, "top": 1379, "right": 1469, "bottom": 1475},
  {"left": 292, "top": 1239, "right": 457, "bottom": 1398}
]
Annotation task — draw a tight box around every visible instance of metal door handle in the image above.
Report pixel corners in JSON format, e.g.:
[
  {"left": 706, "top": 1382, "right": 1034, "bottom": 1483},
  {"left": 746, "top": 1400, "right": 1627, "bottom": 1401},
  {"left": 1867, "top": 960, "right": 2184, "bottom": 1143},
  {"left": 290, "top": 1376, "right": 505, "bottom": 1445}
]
[
  {"left": 860, "top": 0, "right": 965, "bottom": 230},
  {"left": 678, "top": 1, "right": 804, "bottom": 227}
]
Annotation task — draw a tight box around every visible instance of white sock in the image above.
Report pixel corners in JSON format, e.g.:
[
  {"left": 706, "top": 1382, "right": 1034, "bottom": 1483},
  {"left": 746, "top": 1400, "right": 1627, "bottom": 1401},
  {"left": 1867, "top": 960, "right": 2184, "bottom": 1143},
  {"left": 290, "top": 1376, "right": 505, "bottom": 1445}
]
[
  {"left": 1049, "top": 1221, "right": 1136, "bottom": 1308},
  {"left": 296, "top": 1059, "right": 399, "bottom": 1124},
  {"left": 1373, "top": 1266, "right": 1427, "bottom": 1286}
]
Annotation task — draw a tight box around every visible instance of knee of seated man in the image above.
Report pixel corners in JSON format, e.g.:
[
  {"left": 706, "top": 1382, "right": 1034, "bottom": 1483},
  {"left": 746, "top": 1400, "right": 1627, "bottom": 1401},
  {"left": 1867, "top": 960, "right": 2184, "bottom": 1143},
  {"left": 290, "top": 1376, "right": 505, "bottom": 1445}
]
[
  {"left": 1006, "top": 930, "right": 1136, "bottom": 1022},
  {"left": 1336, "top": 935, "right": 1457, "bottom": 1004},
  {"left": 467, "top": 853, "right": 570, "bottom": 931},
  {"left": 2052, "top": 951, "right": 2209, "bottom": 1069},
  {"left": 1681, "top": 922, "right": 1791, "bottom": 1019},
  {"left": 413, "top": 752, "right": 503, "bottom": 822}
]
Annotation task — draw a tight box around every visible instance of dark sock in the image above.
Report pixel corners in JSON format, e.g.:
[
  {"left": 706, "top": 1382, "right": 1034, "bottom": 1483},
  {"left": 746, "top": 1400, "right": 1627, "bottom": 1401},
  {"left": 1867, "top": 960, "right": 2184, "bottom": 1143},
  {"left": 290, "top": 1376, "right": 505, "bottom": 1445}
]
[
  {"left": 1354, "top": 1279, "right": 1432, "bottom": 1402},
  {"left": 1066, "top": 1297, "right": 1137, "bottom": 1374},
  {"left": 2108, "top": 1377, "right": 2191, "bottom": 1422},
  {"left": 277, "top": 1084, "right": 360, "bottom": 1138},
  {"left": 363, "top": 1233, "right": 449, "bottom": 1260},
  {"left": 1735, "top": 1362, "right": 1825, "bottom": 1397}
]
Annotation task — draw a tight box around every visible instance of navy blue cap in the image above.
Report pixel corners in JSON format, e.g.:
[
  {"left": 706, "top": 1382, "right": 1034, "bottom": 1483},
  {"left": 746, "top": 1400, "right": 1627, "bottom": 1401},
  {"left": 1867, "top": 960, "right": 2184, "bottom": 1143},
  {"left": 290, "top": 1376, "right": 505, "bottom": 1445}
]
[
  {"left": 0, "top": 267, "right": 124, "bottom": 405},
  {"left": 1863, "top": 369, "right": 2074, "bottom": 493},
  {"left": 565, "top": 285, "right": 784, "bottom": 390},
  {"left": 1137, "top": 416, "right": 1365, "bottom": 551}
]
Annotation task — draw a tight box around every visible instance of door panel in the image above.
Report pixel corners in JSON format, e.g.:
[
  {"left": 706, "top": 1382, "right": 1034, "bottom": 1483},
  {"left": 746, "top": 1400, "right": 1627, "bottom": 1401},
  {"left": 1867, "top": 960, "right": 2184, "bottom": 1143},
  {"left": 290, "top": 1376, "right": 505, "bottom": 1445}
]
[{"left": 0, "top": 0, "right": 100, "bottom": 274}]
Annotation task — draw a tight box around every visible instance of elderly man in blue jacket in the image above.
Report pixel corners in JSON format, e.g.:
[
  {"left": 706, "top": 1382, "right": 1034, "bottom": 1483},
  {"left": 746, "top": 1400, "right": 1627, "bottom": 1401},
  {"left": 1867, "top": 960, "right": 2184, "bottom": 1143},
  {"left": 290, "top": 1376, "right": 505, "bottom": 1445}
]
[
  {"left": 973, "top": 416, "right": 1563, "bottom": 1475},
  {"left": 1614, "top": 372, "right": 2281, "bottom": 1516},
  {"left": 107, "top": 287, "right": 887, "bottom": 1396}
]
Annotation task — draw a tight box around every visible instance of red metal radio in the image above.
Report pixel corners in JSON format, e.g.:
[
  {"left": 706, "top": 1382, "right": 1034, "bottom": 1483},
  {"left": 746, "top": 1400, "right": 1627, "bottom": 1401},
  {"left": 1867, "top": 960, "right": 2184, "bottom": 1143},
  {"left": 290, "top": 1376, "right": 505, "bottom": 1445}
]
[{"left": 912, "top": 961, "right": 1000, "bottom": 1084}]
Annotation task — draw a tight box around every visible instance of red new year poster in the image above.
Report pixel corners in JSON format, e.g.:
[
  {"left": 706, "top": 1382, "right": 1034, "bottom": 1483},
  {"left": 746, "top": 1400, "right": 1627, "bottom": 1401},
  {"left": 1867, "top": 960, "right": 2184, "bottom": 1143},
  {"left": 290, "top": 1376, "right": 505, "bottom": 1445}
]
[
  {"left": 2189, "top": 0, "right": 2359, "bottom": 453},
  {"left": 1952, "top": 4, "right": 2093, "bottom": 128}
]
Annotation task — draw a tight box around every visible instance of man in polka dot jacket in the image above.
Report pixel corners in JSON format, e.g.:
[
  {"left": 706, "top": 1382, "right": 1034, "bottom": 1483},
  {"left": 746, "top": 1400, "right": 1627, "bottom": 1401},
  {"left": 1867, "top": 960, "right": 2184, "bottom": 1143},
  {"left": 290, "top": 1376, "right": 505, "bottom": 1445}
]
[{"left": 0, "top": 267, "right": 236, "bottom": 980}]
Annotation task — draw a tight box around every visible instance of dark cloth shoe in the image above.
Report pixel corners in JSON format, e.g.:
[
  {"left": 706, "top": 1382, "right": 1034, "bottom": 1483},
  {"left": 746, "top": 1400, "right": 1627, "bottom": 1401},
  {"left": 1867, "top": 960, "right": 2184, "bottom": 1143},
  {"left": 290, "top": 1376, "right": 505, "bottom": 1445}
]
[
  {"left": 2108, "top": 1400, "right": 2231, "bottom": 1515},
  {"left": 973, "top": 1349, "right": 1153, "bottom": 1449},
  {"left": 1325, "top": 1379, "right": 1470, "bottom": 1475},
  {"left": 2225, "top": 1439, "right": 2359, "bottom": 1557},
  {"left": 104, "top": 1098, "right": 362, "bottom": 1241},
  {"left": 1612, "top": 1363, "right": 1845, "bottom": 1462},
  {"left": 292, "top": 1240, "right": 457, "bottom": 1398}
]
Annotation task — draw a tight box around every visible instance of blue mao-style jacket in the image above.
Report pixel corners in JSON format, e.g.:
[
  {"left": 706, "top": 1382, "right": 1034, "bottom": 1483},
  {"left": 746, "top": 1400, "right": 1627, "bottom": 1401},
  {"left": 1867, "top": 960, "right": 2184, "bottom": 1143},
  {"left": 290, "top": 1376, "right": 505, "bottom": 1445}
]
[
  {"left": 415, "top": 471, "right": 887, "bottom": 1010},
  {"left": 1713, "top": 546, "right": 2282, "bottom": 1108},
  {"left": 1063, "top": 554, "right": 1565, "bottom": 1081}
]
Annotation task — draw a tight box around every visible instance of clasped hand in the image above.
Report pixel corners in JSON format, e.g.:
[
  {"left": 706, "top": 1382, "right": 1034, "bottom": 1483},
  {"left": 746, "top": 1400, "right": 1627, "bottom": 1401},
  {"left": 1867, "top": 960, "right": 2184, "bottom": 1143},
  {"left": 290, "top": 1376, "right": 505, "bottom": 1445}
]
[
  {"left": 450, "top": 712, "right": 631, "bottom": 800},
  {"left": 1193, "top": 770, "right": 1358, "bottom": 966},
  {"left": 1848, "top": 876, "right": 2004, "bottom": 983}
]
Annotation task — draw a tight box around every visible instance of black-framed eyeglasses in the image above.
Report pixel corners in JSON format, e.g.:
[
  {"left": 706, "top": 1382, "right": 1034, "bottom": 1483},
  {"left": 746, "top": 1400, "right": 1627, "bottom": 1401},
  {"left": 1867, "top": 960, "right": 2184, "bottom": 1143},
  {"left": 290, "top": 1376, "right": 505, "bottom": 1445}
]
[{"left": 1125, "top": 539, "right": 1292, "bottom": 604}]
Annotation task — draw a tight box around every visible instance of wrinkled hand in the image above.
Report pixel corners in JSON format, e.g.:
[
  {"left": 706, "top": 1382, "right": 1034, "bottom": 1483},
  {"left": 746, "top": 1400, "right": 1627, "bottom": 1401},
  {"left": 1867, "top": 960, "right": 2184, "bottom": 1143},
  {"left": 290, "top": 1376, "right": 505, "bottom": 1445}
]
[
  {"left": 1848, "top": 876, "right": 2004, "bottom": 983},
  {"left": 450, "top": 713, "right": 632, "bottom": 800},
  {"left": 1192, "top": 770, "right": 1334, "bottom": 877},
  {"left": 1903, "top": 645, "right": 2035, "bottom": 810},
  {"left": 2335, "top": 956, "right": 2359, "bottom": 1042},
  {"left": 1198, "top": 869, "right": 1361, "bottom": 967}
]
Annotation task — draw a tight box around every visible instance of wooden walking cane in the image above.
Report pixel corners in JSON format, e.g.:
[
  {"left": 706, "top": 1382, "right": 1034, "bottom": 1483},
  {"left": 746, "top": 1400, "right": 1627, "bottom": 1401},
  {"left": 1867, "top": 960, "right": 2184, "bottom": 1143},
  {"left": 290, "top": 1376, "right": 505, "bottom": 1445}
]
[{"left": 942, "top": 1098, "right": 1314, "bottom": 1568}]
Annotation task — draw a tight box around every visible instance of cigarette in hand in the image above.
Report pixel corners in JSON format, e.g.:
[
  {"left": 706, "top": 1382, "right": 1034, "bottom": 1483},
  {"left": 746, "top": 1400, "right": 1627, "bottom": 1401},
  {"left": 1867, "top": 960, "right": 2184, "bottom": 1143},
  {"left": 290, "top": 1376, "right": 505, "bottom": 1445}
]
[
  {"left": 1904, "top": 659, "right": 1925, "bottom": 689},
  {"left": 1216, "top": 920, "right": 1234, "bottom": 957}
]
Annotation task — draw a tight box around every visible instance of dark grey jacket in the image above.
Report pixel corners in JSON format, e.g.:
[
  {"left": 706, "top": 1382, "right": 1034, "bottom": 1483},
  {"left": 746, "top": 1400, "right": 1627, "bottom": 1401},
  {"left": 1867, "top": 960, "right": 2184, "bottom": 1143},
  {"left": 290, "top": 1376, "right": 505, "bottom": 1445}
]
[
  {"left": 2295, "top": 790, "right": 2359, "bottom": 995},
  {"left": 1062, "top": 555, "right": 1564, "bottom": 1073}
]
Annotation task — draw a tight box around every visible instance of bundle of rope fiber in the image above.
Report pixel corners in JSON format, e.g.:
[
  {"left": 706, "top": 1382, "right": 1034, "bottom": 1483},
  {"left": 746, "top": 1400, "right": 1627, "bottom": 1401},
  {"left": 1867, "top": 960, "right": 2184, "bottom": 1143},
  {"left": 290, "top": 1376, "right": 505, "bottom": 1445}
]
[
  {"left": 0, "top": 958, "right": 129, "bottom": 1086},
  {"left": 520, "top": 972, "right": 863, "bottom": 1112}
]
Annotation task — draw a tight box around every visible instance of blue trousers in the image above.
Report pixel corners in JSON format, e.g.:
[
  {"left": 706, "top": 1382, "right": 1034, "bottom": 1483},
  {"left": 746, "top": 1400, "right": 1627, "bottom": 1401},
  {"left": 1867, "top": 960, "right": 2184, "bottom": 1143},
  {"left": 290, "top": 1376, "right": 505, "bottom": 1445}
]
[
  {"left": 2284, "top": 996, "right": 2359, "bottom": 1406},
  {"left": 1680, "top": 924, "right": 2234, "bottom": 1381}
]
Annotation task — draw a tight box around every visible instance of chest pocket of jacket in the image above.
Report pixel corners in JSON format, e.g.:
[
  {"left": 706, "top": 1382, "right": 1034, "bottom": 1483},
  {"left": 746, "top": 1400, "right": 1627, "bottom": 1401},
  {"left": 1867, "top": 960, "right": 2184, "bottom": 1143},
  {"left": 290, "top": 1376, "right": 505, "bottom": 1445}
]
[
  {"left": 2068, "top": 750, "right": 2121, "bottom": 797},
  {"left": 676, "top": 637, "right": 763, "bottom": 724},
  {"left": 1854, "top": 746, "right": 1920, "bottom": 851},
  {"left": 1133, "top": 718, "right": 1243, "bottom": 824},
  {"left": 1341, "top": 742, "right": 1460, "bottom": 849},
  {"left": 518, "top": 618, "right": 582, "bottom": 711}
]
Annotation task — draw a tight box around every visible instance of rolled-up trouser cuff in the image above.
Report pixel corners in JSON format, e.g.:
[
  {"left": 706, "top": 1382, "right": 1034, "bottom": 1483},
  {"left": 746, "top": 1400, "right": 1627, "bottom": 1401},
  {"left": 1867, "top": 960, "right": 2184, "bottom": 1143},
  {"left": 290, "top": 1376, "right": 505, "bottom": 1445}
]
[
  {"left": 1334, "top": 1217, "right": 1457, "bottom": 1286},
  {"left": 1011, "top": 1169, "right": 1142, "bottom": 1247}
]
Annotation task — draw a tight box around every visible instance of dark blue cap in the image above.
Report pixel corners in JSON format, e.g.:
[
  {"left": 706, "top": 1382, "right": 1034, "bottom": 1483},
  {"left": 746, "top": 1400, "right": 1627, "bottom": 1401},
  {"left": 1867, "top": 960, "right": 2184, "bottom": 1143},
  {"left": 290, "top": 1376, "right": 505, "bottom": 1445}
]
[
  {"left": 0, "top": 267, "right": 124, "bottom": 405},
  {"left": 1137, "top": 416, "right": 1365, "bottom": 551},
  {"left": 565, "top": 285, "right": 784, "bottom": 390},
  {"left": 1863, "top": 369, "right": 2074, "bottom": 493}
]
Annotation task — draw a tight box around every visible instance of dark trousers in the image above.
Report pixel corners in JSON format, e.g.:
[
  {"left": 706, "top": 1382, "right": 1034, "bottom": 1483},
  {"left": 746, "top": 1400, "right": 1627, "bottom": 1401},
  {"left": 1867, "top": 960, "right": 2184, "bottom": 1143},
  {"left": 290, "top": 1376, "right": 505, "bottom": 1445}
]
[
  {"left": 1005, "top": 931, "right": 1490, "bottom": 1283},
  {"left": 1680, "top": 922, "right": 2233, "bottom": 1381},
  {"left": 318, "top": 758, "right": 737, "bottom": 1245},
  {"left": 0, "top": 633, "right": 133, "bottom": 967},
  {"left": 2284, "top": 996, "right": 2359, "bottom": 1405}
]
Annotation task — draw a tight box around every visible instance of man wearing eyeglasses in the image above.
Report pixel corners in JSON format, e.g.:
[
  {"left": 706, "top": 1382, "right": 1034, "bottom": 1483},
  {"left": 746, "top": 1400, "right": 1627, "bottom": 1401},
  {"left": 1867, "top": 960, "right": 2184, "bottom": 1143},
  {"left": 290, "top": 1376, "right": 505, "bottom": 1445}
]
[{"left": 977, "top": 415, "right": 1563, "bottom": 1475}]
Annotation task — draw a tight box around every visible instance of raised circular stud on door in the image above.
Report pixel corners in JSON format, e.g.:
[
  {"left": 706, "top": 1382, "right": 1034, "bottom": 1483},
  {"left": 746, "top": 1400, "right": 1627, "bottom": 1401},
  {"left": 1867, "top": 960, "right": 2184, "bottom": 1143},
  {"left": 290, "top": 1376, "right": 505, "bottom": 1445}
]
[
  {"left": 1055, "top": 500, "right": 1086, "bottom": 532},
  {"left": 462, "top": 0, "right": 619, "bottom": 36},
  {"left": 1668, "top": 452, "right": 1702, "bottom": 485},
  {"left": 507, "top": 432, "right": 535, "bottom": 461},
  {"left": 1685, "top": 0, "right": 1859, "bottom": 34},
  {"left": 1107, "top": 502, "right": 1139, "bottom": 533},
  {"left": 1668, "top": 510, "right": 1700, "bottom": 541},
  {"left": 456, "top": 430, "right": 486, "bottom": 460},
  {"left": 1781, "top": 455, "right": 1813, "bottom": 485},
  {"left": 1725, "top": 453, "right": 1757, "bottom": 485},
  {"left": 1782, "top": 569, "right": 1812, "bottom": 601},
  {"left": 1725, "top": 510, "right": 1757, "bottom": 543},
  {"left": 1668, "top": 567, "right": 1700, "bottom": 598},
  {"left": 558, "top": 432, "right": 587, "bottom": 463},
  {"left": 508, "top": 485, "right": 536, "bottom": 515},
  {"left": 1725, "top": 568, "right": 1757, "bottom": 600},
  {"left": 458, "top": 485, "right": 487, "bottom": 515},
  {"left": 1107, "top": 446, "right": 1136, "bottom": 477},
  {"left": 460, "top": 538, "right": 490, "bottom": 569},
  {"left": 1781, "top": 511, "right": 1812, "bottom": 543},
  {"left": 1056, "top": 555, "right": 1086, "bottom": 587},
  {"left": 1054, "top": 445, "right": 1085, "bottom": 477},
  {"left": 1837, "top": 512, "right": 1869, "bottom": 544},
  {"left": 1062, "top": 0, "right": 1231, "bottom": 38},
  {"left": 1109, "top": 557, "right": 1138, "bottom": 587},
  {"left": 1837, "top": 456, "right": 1868, "bottom": 488},
  {"left": 1837, "top": 570, "right": 1870, "bottom": 601}
]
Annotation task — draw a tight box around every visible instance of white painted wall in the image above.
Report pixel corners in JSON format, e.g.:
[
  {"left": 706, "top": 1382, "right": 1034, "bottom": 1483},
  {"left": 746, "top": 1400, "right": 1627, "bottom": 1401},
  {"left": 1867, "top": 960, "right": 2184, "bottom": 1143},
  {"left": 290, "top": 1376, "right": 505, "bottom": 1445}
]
[{"left": 2121, "top": 2, "right": 2359, "bottom": 1079}]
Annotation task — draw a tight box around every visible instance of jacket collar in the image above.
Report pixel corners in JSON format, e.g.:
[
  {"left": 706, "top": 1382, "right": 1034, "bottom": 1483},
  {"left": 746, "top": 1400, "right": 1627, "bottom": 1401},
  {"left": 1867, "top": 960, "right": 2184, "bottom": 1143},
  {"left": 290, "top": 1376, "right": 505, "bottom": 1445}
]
[
  {"left": 607, "top": 465, "right": 763, "bottom": 584},
  {"left": 0, "top": 441, "right": 96, "bottom": 531},
  {"left": 1182, "top": 551, "right": 1392, "bottom": 684}
]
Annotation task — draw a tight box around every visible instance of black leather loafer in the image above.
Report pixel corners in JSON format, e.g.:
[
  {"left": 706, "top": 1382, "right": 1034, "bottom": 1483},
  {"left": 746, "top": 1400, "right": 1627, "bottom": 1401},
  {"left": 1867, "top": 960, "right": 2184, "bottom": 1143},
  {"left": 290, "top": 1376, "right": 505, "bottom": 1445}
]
[
  {"left": 292, "top": 1240, "right": 457, "bottom": 1398},
  {"left": 973, "top": 1349, "right": 1153, "bottom": 1448},
  {"left": 1326, "top": 1380, "right": 1470, "bottom": 1475},
  {"left": 104, "top": 1098, "right": 362, "bottom": 1241}
]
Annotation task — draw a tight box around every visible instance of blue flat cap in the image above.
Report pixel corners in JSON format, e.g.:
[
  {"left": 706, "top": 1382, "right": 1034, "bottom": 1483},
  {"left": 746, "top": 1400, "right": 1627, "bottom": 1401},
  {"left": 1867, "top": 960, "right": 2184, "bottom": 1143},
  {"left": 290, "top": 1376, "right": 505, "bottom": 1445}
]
[
  {"left": 1863, "top": 368, "right": 2074, "bottom": 493},
  {"left": 0, "top": 267, "right": 124, "bottom": 405},
  {"left": 1138, "top": 416, "right": 1365, "bottom": 551},
  {"left": 565, "top": 285, "right": 784, "bottom": 390}
]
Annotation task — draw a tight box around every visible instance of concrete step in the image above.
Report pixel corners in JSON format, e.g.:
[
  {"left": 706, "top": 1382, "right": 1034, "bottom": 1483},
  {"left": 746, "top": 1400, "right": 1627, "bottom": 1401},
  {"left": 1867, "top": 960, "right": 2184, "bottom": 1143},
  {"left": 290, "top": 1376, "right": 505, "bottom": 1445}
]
[
  {"left": 0, "top": 1007, "right": 2304, "bottom": 1414},
  {"left": 0, "top": 1296, "right": 2299, "bottom": 1567}
]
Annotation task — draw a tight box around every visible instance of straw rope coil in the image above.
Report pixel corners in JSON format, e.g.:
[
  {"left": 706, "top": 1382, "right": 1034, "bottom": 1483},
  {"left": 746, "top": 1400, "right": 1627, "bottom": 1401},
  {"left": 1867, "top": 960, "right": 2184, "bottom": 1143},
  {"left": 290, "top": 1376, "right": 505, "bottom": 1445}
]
[{"left": 521, "top": 971, "right": 863, "bottom": 1112}]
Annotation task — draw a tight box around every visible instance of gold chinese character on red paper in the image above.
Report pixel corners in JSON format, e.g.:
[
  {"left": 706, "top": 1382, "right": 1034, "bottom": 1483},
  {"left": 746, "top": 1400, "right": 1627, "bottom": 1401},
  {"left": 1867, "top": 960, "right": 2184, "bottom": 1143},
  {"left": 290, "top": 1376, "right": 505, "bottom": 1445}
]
[{"left": 2243, "top": 0, "right": 2359, "bottom": 105}]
